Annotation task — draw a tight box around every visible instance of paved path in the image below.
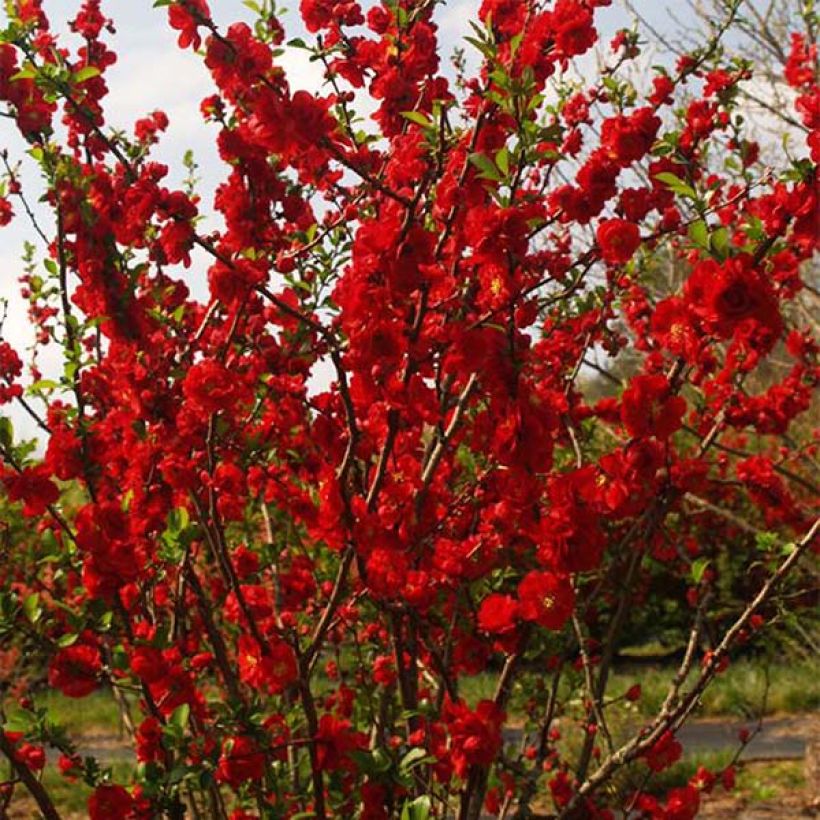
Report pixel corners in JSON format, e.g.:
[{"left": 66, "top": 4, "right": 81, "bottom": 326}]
[
  {"left": 677, "top": 715, "right": 808, "bottom": 760},
  {"left": 503, "top": 714, "right": 813, "bottom": 761}
]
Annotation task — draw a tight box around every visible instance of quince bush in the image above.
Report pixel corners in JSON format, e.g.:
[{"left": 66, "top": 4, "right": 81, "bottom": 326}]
[{"left": 0, "top": 0, "right": 816, "bottom": 817}]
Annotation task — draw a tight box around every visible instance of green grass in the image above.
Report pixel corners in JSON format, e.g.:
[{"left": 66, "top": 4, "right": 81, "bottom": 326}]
[
  {"left": 2, "top": 760, "right": 133, "bottom": 816},
  {"left": 609, "top": 657, "right": 820, "bottom": 718},
  {"left": 5, "top": 688, "right": 129, "bottom": 736},
  {"left": 737, "top": 759, "right": 805, "bottom": 802},
  {"left": 613, "top": 753, "right": 805, "bottom": 807},
  {"left": 459, "top": 657, "right": 819, "bottom": 718}
]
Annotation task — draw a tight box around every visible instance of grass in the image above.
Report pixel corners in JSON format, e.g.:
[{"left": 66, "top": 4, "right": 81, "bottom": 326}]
[
  {"left": 458, "top": 657, "right": 819, "bottom": 719},
  {"left": 4, "top": 688, "right": 129, "bottom": 736},
  {"left": 614, "top": 754, "right": 805, "bottom": 808},
  {"left": 2, "top": 760, "right": 133, "bottom": 816},
  {"left": 608, "top": 657, "right": 820, "bottom": 718},
  {"left": 736, "top": 759, "right": 805, "bottom": 802}
]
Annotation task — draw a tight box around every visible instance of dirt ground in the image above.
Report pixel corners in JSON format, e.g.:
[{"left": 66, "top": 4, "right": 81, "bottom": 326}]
[{"left": 700, "top": 788, "right": 818, "bottom": 819}]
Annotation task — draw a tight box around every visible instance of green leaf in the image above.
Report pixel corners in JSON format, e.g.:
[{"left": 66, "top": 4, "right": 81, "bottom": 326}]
[
  {"left": 400, "top": 796, "right": 431, "bottom": 820},
  {"left": 23, "top": 593, "right": 42, "bottom": 624},
  {"left": 73, "top": 66, "right": 101, "bottom": 84},
  {"left": 170, "top": 703, "right": 190, "bottom": 731},
  {"left": 167, "top": 764, "right": 188, "bottom": 785},
  {"left": 0, "top": 417, "right": 12, "bottom": 449},
  {"left": 401, "top": 110, "right": 433, "bottom": 128},
  {"left": 27, "top": 379, "right": 59, "bottom": 393},
  {"left": 399, "top": 747, "right": 434, "bottom": 773},
  {"left": 463, "top": 36, "right": 495, "bottom": 59},
  {"left": 508, "top": 31, "right": 524, "bottom": 58},
  {"left": 10, "top": 67, "right": 36, "bottom": 81},
  {"left": 2, "top": 717, "right": 30, "bottom": 734},
  {"left": 288, "top": 37, "right": 308, "bottom": 49},
  {"left": 688, "top": 219, "right": 709, "bottom": 250},
  {"left": 691, "top": 557, "right": 710, "bottom": 584},
  {"left": 710, "top": 226, "right": 730, "bottom": 259},
  {"left": 372, "top": 747, "right": 392, "bottom": 773},
  {"left": 754, "top": 531, "right": 779, "bottom": 551},
  {"left": 468, "top": 152, "right": 501, "bottom": 182},
  {"left": 494, "top": 146, "right": 510, "bottom": 176},
  {"left": 168, "top": 507, "right": 190, "bottom": 533},
  {"left": 654, "top": 171, "right": 697, "bottom": 200}
]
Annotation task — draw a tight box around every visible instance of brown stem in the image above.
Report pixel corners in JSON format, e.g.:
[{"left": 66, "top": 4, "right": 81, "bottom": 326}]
[
  {"left": 183, "top": 564, "right": 245, "bottom": 704},
  {"left": 303, "top": 546, "right": 355, "bottom": 672},
  {"left": 297, "top": 666, "right": 327, "bottom": 820},
  {"left": 0, "top": 732, "right": 62, "bottom": 820}
]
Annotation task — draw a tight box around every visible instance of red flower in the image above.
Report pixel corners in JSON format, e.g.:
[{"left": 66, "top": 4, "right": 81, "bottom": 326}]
[
  {"left": 217, "top": 735, "right": 266, "bottom": 788},
  {"left": 664, "top": 785, "right": 700, "bottom": 820},
  {"left": 690, "top": 765, "right": 716, "bottom": 792},
  {"left": 14, "top": 742, "right": 45, "bottom": 771},
  {"left": 549, "top": 770, "right": 573, "bottom": 808},
  {"left": 135, "top": 717, "right": 163, "bottom": 764},
  {"left": 224, "top": 584, "right": 274, "bottom": 624},
  {"left": 644, "top": 730, "right": 683, "bottom": 772},
  {"left": 444, "top": 698, "right": 505, "bottom": 778},
  {"left": 785, "top": 33, "right": 816, "bottom": 89},
  {"left": 168, "top": 0, "right": 210, "bottom": 50},
  {"left": 130, "top": 646, "right": 167, "bottom": 684},
  {"left": 44, "top": 426, "right": 85, "bottom": 480},
  {"left": 597, "top": 218, "right": 641, "bottom": 265},
  {"left": 182, "top": 359, "right": 241, "bottom": 415},
  {"left": 372, "top": 654, "right": 397, "bottom": 687},
  {"left": 651, "top": 297, "right": 700, "bottom": 359},
  {"left": 480, "top": 0, "right": 526, "bottom": 38},
  {"left": 0, "top": 340, "right": 23, "bottom": 386},
  {"left": 621, "top": 374, "right": 686, "bottom": 439},
  {"left": 552, "top": 0, "right": 596, "bottom": 58},
  {"left": 88, "top": 784, "right": 134, "bottom": 820},
  {"left": 3, "top": 466, "right": 59, "bottom": 516},
  {"left": 48, "top": 644, "right": 102, "bottom": 698},
  {"left": 0, "top": 196, "right": 13, "bottom": 226},
  {"left": 601, "top": 107, "right": 661, "bottom": 165},
  {"left": 58, "top": 753, "right": 82, "bottom": 779},
  {"left": 365, "top": 548, "right": 410, "bottom": 598},
  {"left": 315, "top": 714, "right": 368, "bottom": 771},
  {"left": 650, "top": 73, "right": 676, "bottom": 106},
  {"left": 517, "top": 571, "right": 574, "bottom": 630},
  {"left": 237, "top": 635, "right": 298, "bottom": 694},
  {"left": 685, "top": 256, "right": 782, "bottom": 341},
  {"left": 477, "top": 593, "right": 519, "bottom": 634}
]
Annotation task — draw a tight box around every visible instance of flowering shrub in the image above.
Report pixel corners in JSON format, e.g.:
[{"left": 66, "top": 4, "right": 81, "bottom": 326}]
[{"left": 0, "top": 0, "right": 817, "bottom": 818}]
